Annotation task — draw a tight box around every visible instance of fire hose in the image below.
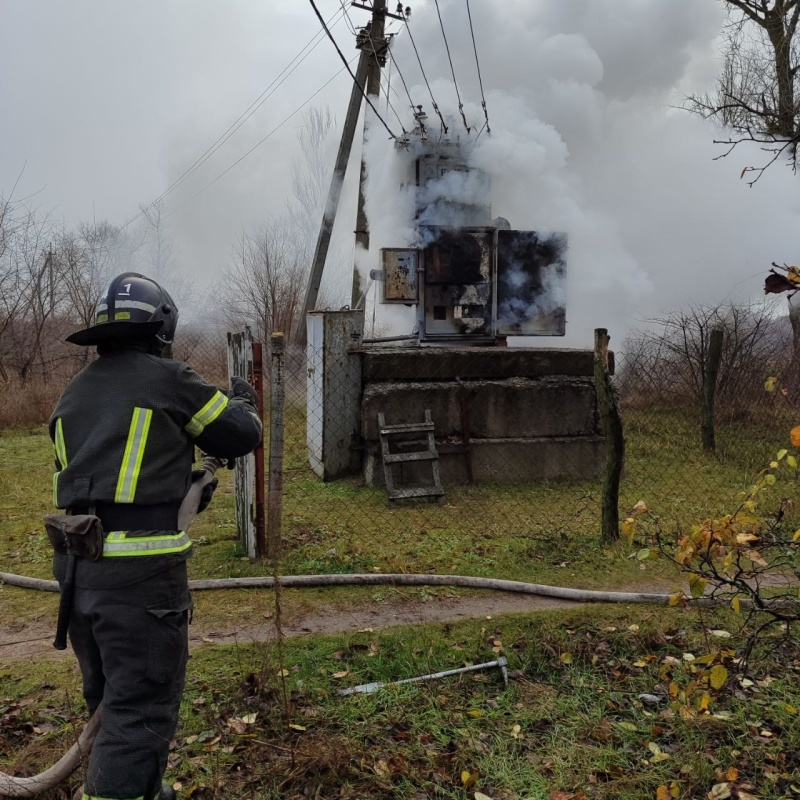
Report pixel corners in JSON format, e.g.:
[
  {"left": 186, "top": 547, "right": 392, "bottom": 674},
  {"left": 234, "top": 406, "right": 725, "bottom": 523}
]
[{"left": 0, "top": 456, "right": 223, "bottom": 798}]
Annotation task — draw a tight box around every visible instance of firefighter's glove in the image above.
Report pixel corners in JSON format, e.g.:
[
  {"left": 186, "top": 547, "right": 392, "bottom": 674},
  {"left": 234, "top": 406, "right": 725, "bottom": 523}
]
[
  {"left": 230, "top": 376, "right": 259, "bottom": 410},
  {"left": 191, "top": 469, "right": 219, "bottom": 514}
]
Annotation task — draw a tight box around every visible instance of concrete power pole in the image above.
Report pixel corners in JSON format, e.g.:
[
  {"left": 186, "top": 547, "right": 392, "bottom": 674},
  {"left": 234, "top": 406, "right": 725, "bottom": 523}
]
[
  {"left": 296, "top": 1, "right": 399, "bottom": 343},
  {"left": 295, "top": 50, "right": 370, "bottom": 344},
  {"left": 352, "top": 0, "right": 390, "bottom": 307}
]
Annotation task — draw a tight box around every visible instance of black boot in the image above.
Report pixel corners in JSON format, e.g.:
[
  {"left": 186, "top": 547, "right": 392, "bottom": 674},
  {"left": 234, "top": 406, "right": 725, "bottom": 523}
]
[{"left": 159, "top": 784, "right": 177, "bottom": 800}]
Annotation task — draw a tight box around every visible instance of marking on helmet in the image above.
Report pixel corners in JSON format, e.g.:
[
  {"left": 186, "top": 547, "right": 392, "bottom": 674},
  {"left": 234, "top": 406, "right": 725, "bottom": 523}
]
[{"left": 115, "top": 300, "right": 158, "bottom": 313}]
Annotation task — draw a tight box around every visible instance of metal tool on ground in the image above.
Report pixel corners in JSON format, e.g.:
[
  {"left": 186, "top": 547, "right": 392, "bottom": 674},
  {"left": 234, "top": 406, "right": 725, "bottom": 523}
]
[{"left": 339, "top": 655, "right": 508, "bottom": 696}]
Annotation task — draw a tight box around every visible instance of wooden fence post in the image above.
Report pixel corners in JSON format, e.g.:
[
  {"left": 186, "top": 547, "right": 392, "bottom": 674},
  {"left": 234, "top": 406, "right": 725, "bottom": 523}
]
[
  {"left": 267, "top": 333, "right": 286, "bottom": 562},
  {"left": 594, "top": 328, "right": 625, "bottom": 543},
  {"left": 702, "top": 328, "right": 725, "bottom": 452}
]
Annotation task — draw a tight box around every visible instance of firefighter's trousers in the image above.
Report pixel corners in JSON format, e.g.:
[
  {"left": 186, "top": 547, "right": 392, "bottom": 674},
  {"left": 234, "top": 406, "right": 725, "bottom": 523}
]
[{"left": 62, "top": 560, "right": 192, "bottom": 800}]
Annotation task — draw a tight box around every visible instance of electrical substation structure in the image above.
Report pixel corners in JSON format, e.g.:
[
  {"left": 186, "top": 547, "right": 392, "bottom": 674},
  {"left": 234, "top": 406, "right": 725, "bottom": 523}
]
[{"left": 303, "top": 1, "right": 608, "bottom": 491}]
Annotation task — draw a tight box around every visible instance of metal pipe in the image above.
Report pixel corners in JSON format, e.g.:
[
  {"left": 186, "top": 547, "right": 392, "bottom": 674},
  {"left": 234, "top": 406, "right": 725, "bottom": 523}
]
[{"left": 339, "top": 656, "right": 508, "bottom": 695}]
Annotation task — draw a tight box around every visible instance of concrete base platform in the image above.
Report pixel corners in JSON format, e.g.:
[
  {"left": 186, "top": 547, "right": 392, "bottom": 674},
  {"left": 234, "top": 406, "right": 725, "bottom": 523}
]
[
  {"left": 363, "top": 347, "right": 613, "bottom": 382},
  {"left": 362, "top": 377, "right": 597, "bottom": 440},
  {"left": 365, "top": 436, "right": 606, "bottom": 488}
]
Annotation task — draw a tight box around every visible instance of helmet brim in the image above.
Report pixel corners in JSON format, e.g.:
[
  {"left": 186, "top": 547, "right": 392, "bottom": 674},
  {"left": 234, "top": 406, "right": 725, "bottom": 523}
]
[{"left": 66, "top": 320, "right": 164, "bottom": 346}]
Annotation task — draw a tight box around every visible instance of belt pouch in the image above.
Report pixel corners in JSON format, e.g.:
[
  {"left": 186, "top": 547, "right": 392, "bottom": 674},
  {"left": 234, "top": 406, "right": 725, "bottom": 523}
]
[{"left": 44, "top": 513, "right": 105, "bottom": 561}]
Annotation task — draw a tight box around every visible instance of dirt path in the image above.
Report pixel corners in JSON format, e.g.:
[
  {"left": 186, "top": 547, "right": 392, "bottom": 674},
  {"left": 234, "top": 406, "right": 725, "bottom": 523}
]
[{"left": 0, "top": 590, "right": 598, "bottom": 663}]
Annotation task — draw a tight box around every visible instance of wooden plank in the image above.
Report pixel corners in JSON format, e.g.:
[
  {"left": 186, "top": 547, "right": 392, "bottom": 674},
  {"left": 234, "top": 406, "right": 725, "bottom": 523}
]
[{"left": 227, "top": 328, "right": 256, "bottom": 558}]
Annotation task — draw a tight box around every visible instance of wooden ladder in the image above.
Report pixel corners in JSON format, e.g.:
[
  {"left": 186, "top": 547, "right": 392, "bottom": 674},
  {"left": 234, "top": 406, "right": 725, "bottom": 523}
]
[{"left": 378, "top": 409, "right": 445, "bottom": 506}]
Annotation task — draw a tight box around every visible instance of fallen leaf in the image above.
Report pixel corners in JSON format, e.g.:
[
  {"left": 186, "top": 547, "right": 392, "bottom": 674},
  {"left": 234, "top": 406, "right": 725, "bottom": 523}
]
[
  {"left": 560, "top": 652, "right": 573, "bottom": 664},
  {"left": 461, "top": 769, "right": 478, "bottom": 788},
  {"left": 710, "top": 665, "right": 728, "bottom": 690},
  {"left": 288, "top": 723, "right": 306, "bottom": 731},
  {"left": 474, "top": 793, "right": 494, "bottom": 800},
  {"left": 332, "top": 671, "right": 349, "bottom": 679}
]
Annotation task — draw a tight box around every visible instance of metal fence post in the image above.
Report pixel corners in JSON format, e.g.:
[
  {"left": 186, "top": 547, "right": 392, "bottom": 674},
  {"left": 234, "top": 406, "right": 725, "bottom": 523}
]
[
  {"left": 252, "top": 341, "right": 266, "bottom": 559},
  {"left": 267, "top": 333, "right": 286, "bottom": 562}
]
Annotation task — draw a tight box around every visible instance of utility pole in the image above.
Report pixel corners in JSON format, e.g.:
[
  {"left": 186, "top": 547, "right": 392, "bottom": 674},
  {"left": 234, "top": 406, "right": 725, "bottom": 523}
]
[
  {"left": 352, "top": 0, "right": 392, "bottom": 307},
  {"left": 295, "top": 50, "right": 370, "bottom": 344},
  {"left": 296, "top": 1, "right": 401, "bottom": 342}
]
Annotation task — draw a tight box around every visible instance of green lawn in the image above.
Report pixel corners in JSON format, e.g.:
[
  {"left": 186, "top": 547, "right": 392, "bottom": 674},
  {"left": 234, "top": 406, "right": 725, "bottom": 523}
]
[{"left": 1, "top": 408, "right": 799, "bottom": 798}]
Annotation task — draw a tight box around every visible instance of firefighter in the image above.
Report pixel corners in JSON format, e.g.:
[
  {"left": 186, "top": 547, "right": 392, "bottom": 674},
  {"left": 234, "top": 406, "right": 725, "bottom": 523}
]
[{"left": 49, "top": 272, "right": 262, "bottom": 800}]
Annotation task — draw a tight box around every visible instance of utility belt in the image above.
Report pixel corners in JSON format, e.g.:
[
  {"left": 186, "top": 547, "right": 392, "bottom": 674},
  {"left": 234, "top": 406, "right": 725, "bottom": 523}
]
[
  {"left": 46, "top": 503, "right": 190, "bottom": 651},
  {"left": 45, "top": 502, "right": 189, "bottom": 560}
]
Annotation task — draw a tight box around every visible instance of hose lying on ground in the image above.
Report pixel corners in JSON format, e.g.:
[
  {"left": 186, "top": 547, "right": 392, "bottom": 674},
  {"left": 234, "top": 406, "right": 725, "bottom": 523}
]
[
  {"left": 0, "top": 711, "right": 100, "bottom": 798},
  {"left": 0, "top": 570, "right": 710, "bottom": 605},
  {"left": 0, "top": 568, "right": 742, "bottom": 796}
]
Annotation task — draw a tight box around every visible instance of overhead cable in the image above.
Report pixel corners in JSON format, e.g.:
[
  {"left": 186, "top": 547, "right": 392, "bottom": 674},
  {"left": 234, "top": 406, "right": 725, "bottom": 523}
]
[
  {"left": 466, "top": 0, "right": 490, "bottom": 134},
  {"left": 433, "top": 0, "right": 470, "bottom": 132},
  {"left": 122, "top": 7, "right": 345, "bottom": 230},
  {"left": 166, "top": 59, "right": 356, "bottom": 218},
  {"left": 360, "top": 25, "right": 408, "bottom": 135},
  {"left": 385, "top": 36, "right": 423, "bottom": 135},
  {"left": 307, "top": 0, "right": 398, "bottom": 139},
  {"left": 400, "top": 7, "right": 448, "bottom": 134}
]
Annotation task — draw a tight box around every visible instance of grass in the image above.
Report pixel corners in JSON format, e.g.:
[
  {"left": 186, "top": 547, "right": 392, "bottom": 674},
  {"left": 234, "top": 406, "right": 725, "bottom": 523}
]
[
  {"left": 1, "top": 405, "right": 796, "bottom": 630},
  {"left": 1, "top": 407, "right": 799, "bottom": 797},
  {"left": 2, "top": 605, "right": 799, "bottom": 799}
]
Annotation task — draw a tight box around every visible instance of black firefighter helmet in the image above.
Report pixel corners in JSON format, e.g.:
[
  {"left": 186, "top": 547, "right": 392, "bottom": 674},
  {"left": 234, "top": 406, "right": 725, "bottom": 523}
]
[{"left": 66, "top": 272, "right": 178, "bottom": 349}]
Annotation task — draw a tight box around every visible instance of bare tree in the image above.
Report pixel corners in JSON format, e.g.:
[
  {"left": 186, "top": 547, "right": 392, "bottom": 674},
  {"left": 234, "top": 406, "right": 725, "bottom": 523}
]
[
  {"left": 288, "top": 106, "right": 336, "bottom": 263},
  {"left": 220, "top": 106, "right": 337, "bottom": 343},
  {"left": 619, "top": 300, "right": 790, "bottom": 413},
  {"left": 220, "top": 218, "right": 305, "bottom": 343},
  {"left": 686, "top": 0, "right": 800, "bottom": 184}
]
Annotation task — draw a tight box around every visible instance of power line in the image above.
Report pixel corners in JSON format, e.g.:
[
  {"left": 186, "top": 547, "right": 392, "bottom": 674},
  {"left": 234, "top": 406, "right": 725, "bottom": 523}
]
[
  {"left": 307, "top": 0, "right": 398, "bottom": 139},
  {"left": 338, "top": 0, "right": 358, "bottom": 35},
  {"left": 166, "top": 59, "right": 356, "bottom": 219},
  {"left": 123, "top": 7, "right": 345, "bottom": 230},
  {"left": 400, "top": 7, "right": 448, "bottom": 134},
  {"left": 384, "top": 33, "right": 422, "bottom": 133},
  {"left": 466, "top": 0, "right": 490, "bottom": 135},
  {"left": 359, "top": 24, "right": 408, "bottom": 135},
  {"left": 381, "top": 70, "right": 406, "bottom": 131},
  {"left": 433, "top": 0, "right": 470, "bottom": 132}
]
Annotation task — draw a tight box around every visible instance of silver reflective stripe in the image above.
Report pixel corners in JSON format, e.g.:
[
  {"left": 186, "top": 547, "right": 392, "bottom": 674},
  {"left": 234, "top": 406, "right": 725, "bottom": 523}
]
[
  {"left": 114, "top": 407, "right": 153, "bottom": 503},
  {"left": 97, "top": 303, "right": 108, "bottom": 312},
  {"left": 115, "top": 300, "right": 158, "bottom": 313},
  {"left": 185, "top": 391, "right": 228, "bottom": 437},
  {"left": 103, "top": 531, "right": 191, "bottom": 557}
]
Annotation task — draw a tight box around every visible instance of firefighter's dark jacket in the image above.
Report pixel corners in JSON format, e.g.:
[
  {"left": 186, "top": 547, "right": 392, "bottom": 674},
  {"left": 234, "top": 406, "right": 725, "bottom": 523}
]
[{"left": 49, "top": 348, "right": 262, "bottom": 510}]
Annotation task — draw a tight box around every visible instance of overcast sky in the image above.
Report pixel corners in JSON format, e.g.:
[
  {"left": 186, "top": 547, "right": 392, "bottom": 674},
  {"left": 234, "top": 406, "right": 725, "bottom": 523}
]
[{"left": 3, "top": 0, "right": 799, "bottom": 345}]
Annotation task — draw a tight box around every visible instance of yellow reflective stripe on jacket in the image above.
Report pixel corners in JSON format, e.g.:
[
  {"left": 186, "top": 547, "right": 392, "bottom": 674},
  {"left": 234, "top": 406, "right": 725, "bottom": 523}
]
[
  {"left": 54, "top": 418, "right": 68, "bottom": 467},
  {"left": 114, "top": 407, "right": 153, "bottom": 503},
  {"left": 102, "top": 531, "right": 192, "bottom": 557},
  {"left": 82, "top": 794, "right": 145, "bottom": 800},
  {"left": 53, "top": 418, "right": 67, "bottom": 507},
  {"left": 185, "top": 390, "right": 228, "bottom": 437}
]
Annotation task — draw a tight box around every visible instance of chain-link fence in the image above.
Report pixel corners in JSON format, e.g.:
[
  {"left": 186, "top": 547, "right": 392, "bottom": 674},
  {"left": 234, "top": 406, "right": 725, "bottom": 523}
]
[
  {"left": 260, "top": 318, "right": 797, "bottom": 575},
  {"left": 3, "top": 317, "right": 794, "bottom": 567}
]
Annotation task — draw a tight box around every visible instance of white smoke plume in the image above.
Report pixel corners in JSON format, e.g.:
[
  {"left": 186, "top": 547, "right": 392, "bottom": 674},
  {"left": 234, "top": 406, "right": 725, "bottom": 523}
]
[{"left": 351, "top": 0, "right": 800, "bottom": 348}]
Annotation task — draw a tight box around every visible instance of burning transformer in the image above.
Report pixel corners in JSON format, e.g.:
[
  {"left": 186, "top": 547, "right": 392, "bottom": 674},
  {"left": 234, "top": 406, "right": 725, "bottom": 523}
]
[{"left": 377, "top": 130, "right": 567, "bottom": 343}]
